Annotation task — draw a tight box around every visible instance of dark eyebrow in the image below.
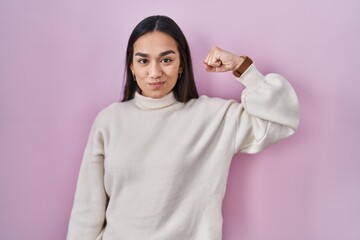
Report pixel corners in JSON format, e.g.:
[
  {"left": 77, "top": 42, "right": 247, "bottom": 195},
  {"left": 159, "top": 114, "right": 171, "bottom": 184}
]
[
  {"left": 159, "top": 50, "right": 176, "bottom": 57},
  {"left": 134, "top": 52, "right": 148, "bottom": 57},
  {"left": 134, "top": 50, "right": 176, "bottom": 58}
]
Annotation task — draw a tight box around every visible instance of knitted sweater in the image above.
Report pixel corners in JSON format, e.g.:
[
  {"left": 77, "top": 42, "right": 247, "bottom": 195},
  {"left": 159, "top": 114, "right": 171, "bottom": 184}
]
[{"left": 67, "top": 64, "right": 300, "bottom": 240}]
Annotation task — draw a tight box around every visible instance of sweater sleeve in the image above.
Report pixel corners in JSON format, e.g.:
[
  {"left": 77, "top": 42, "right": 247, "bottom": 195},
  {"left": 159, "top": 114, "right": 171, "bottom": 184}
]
[
  {"left": 234, "top": 64, "right": 300, "bottom": 154},
  {"left": 67, "top": 114, "right": 108, "bottom": 240}
]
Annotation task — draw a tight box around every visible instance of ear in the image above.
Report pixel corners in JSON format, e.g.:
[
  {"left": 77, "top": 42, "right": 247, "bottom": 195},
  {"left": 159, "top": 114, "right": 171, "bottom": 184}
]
[
  {"left": 179, "top": 66, "right": 183, "bottom": 73},
  {"left": 130, "top": 64, "right": 134, "bottom": 74}
]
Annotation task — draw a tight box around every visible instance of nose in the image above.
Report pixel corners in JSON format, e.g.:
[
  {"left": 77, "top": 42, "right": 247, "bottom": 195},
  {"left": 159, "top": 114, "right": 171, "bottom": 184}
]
[{"left": 148, "top": 62, "right": 162, "bottom": 79}]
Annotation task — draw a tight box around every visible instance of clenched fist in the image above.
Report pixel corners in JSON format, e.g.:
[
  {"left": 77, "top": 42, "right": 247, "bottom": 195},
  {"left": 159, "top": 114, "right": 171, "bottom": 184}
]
[{"left": 203, "top": 46, "right": 244, "bottom": 72}]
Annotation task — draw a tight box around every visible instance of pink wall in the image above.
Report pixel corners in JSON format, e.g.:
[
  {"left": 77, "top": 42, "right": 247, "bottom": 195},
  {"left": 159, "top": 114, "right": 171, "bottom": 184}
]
[{"left": 1, "top": 0, "right": 359, "bottom": 239}]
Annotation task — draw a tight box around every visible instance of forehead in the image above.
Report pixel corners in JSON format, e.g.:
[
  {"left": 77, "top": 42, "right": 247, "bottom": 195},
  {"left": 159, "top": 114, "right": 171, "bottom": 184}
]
[{"left": 133, "top": 31, "right": 178, "bottom": 54}]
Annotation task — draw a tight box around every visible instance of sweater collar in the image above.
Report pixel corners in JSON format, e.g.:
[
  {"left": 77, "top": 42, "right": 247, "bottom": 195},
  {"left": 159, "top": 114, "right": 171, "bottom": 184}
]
[{"left": 133, "top": 91, "right": 177, "bottom": 110}]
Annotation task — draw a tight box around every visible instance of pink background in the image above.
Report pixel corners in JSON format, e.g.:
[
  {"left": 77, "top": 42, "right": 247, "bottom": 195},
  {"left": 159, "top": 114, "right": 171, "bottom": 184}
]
[{"left": 1, "top": 0, "right": 359, "bottom": 239}]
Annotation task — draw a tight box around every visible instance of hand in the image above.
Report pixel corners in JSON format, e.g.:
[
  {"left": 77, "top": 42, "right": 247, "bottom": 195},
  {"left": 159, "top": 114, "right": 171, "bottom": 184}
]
[{"left": 203, "top": 46, "right": 244, "bottom": 72}]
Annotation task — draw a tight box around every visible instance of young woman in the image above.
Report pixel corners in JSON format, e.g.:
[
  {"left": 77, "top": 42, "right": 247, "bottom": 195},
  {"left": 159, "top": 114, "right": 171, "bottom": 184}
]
[{"left": 67, "top": 15, "right": 299, "bottom": 240}]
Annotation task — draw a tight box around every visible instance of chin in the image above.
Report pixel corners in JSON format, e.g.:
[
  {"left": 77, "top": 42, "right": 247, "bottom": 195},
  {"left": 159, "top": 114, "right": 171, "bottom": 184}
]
[{"left": 145, "top": 91, "right": 167, "bottom": 99}]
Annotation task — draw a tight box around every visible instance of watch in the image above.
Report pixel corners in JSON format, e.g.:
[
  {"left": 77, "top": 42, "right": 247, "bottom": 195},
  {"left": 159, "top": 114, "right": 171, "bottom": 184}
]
[{"left": 232, "top": 56, "right": 253, "bottom": 78}]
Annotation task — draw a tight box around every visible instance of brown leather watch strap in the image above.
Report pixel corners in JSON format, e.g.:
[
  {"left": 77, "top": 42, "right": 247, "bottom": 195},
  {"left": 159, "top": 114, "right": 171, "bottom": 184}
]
[{"left": 232, "top": 56, "right": 253, "bottom": 78}]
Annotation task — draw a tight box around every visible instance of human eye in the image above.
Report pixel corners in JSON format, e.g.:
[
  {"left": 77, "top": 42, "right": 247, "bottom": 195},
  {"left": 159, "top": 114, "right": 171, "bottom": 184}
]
[
  {"left": 161, "top": 58, "right": 173, "bottom": 64},
  {"left": 138, "top": 58, "right": 148, "bottom": 64}
]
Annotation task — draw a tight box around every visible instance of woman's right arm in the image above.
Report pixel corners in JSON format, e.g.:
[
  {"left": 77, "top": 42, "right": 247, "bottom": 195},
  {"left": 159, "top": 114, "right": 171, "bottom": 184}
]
[{"left": 67, "top": 114, "right": 108, "bottom": 240}]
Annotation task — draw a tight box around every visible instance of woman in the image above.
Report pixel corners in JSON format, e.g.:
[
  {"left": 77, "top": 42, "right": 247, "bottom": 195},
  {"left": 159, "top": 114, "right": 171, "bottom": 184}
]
[{"left": 67, "top": 15, "right": 299, "bottom": 240}]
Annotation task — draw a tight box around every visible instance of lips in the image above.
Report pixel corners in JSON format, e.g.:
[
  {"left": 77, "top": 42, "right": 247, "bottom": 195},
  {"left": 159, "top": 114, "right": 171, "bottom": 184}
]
[{"left": 149, "top": 81, "right": 165, "bottom": 89}]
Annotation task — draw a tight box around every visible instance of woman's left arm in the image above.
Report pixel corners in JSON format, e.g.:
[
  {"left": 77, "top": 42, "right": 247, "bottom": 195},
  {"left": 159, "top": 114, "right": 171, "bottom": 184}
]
[{"left": 204, "top": 46, "right": 300, "bottom": 153}]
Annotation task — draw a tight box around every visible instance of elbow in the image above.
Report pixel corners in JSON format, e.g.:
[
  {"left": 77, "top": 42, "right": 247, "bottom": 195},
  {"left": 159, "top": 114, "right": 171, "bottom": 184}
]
[
  {"left": 289, "top": 116, "right": 300, "bottom": 135},
  {"left": 289, "top": 106, "right": 300, "bottom": 134}
]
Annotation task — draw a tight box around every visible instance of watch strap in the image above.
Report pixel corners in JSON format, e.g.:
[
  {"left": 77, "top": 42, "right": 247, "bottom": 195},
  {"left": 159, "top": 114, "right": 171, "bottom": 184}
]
[{"left": 233, "top": 56, "right": 253, "bottom": 78}]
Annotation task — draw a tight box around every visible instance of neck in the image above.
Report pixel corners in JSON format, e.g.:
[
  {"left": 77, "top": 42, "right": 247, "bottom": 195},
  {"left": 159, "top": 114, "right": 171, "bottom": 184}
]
[{"left": 133, "top": 91, "right": 178, "bottom": 110}]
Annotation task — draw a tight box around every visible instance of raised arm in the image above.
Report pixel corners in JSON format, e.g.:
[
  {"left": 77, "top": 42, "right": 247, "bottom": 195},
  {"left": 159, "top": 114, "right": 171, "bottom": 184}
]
[{"left": 204, "top": 46, "right": 300, "bottom": 153}]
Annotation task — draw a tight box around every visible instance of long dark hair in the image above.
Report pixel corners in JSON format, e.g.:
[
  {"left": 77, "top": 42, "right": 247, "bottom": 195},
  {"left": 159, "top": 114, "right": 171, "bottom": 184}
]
[{"left": 122, "top": 15, "right": 199, "bottom": 102}]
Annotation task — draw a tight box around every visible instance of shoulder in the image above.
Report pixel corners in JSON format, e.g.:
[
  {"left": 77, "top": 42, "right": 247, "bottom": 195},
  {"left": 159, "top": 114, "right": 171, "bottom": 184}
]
[
  {"left": 92, "top": 101, "right": 131, "bottom": 126},
  {"left": 184, "top": 95, "right": 240, "bottom": 116},
  {"left": 187, "top": 95, "right": 238, "bottom": 108}
]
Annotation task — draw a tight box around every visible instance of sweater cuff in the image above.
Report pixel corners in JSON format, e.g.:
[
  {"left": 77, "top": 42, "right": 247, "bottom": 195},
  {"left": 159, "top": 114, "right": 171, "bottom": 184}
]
[{"left": 235, "top": 64, "right": 265, "bottom": 89}]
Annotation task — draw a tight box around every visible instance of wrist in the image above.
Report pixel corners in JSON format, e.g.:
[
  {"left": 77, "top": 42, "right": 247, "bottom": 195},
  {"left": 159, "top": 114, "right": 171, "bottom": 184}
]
[{"left": 232, "top": 56, "right": 253, "bottom": 78}]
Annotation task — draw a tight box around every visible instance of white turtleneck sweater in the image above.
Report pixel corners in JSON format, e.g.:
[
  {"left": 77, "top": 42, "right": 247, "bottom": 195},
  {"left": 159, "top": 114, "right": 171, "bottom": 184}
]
[{"left": 67, "top": 65, "right": 299, "bottom": 240}]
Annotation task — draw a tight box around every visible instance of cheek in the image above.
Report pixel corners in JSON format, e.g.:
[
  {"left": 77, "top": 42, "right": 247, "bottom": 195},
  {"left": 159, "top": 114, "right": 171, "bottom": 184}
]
[
  {"left": 165, "top": 65, "right": 180, "bottom": 78},
  {"left": 136, "top": 80, "right": 148, "bottom": 90},
  {"left": 166, "top": 76, "right": 178, "bottom": 90},
  {"left": 165, "top": 72, "right": 178, "bottom": 86},
  {"left": 133, "top": 67, "right": 147, "bottom": 77}
]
